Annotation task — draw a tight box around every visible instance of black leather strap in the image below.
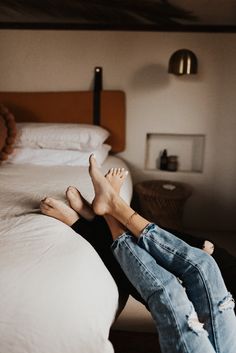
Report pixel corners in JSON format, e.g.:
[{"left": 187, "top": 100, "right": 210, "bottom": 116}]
[{"left": 93, "top": 67, "right": 103, "bottom": 125}]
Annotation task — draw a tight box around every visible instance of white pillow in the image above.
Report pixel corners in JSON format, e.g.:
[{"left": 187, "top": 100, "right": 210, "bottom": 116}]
[
  {"left": 7, "top": 144, "right": 111, "bottom": 166},
  {"left": 15, "top": 123, "right": 110, "bottom": 151}
]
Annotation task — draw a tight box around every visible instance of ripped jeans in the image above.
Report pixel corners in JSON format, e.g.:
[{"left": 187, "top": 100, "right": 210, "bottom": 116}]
[{"left": 111, "top": 223, "right": 236, "bottom": 353}]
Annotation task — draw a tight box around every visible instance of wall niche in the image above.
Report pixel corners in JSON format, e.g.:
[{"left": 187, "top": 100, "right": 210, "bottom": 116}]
[{"left": 145, "top": 133, "right": 206, "bottom": 173}]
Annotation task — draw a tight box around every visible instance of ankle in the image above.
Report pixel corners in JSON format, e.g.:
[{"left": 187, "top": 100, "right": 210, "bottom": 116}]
[
  {"left": 66, "top": 214, "right": 80, "bottom": 226},
  {"left": 108, "top": 194, "right": 132, "bottom": 223},
  {"left": 109, "top": 193, "right": 122, "bottom": 213}
]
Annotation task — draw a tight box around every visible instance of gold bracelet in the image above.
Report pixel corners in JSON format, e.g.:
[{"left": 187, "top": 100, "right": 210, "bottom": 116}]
[{"left": 125, "top": 211, "right": 137, "bottom": 228}]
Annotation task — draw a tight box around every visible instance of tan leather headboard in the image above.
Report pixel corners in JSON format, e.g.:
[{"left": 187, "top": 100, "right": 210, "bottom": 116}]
[{"left": 0, "top": 90, "right": 125, "bottom": 153}]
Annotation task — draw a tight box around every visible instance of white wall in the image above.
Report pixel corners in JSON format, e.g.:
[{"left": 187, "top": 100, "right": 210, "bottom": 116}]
[{"left": 0, "top": 30, "right": 235, "bottom": 231}]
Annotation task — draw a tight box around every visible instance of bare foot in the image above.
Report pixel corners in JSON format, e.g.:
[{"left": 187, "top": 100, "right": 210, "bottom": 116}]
[
  {"left": 66, "top": 186, "right": 95, "bottom": 221},
  {"left": 89, "top": 154, "right": 117, "bottom": 215},
  {"left": 40, "top": 197, "right": 79, "bottom": 226},
  {"left": 202, "top": 240, "right": 214, "bottom": 255},
  {"left": 105, "top": 167, "right": 128, "bottom": 193}
]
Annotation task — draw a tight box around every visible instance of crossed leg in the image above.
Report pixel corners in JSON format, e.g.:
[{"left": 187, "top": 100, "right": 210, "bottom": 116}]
[{"left": 88, "top": 154, "right": 236, "bottom": 353}]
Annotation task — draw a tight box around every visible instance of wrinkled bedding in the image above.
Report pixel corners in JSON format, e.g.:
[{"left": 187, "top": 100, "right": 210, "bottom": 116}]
[{"left": 0, "top": 156, "right": 132, "bottom": 353}]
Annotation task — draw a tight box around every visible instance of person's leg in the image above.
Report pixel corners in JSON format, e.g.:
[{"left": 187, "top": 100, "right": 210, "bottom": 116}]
[
  {"left": 112, "top": 232, "right": 217, "bottom": 353},
  {"left": 104, "top": 219, "right": 236, "bottom": 314},
  {"left": 88, "top": 154, "right": 236, "bottom": 353},
  {"left": 166, "top": 228, "right": 214, "bottom": 255},
  {"left": 137, "top": 224, "right": 236, "bottom": 353},
  {"left": 101, "top": 186, "right": 215, "bottom": 353},
  {"left": 165, "top": 227, "right": 236, "bottom": 307},
  {"left": 105, "top": 211, "right": 216, "bottom": 353}
]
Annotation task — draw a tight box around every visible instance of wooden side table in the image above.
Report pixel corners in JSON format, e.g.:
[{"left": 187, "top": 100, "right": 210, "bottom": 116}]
[{"left": 134, "top": 180, "right": 192, "bottom": 231}]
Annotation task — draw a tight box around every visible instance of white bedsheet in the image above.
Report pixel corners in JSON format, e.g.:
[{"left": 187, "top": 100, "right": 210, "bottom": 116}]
[
  {"left": 0, "top": 156, "right": 133, "bottom": 353},
  {"left": 0, "top": 156, "right": 132, "bottom": 220}
]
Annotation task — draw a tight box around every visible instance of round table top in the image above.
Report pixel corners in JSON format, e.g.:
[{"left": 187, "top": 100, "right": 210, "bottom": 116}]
[{"left": 134, "top": 180, "right": 192, "bottom": 200}]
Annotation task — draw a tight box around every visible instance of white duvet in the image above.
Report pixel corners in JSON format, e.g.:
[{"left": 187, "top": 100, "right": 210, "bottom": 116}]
[{"left": 0, "top": 156, "right": 132, "bottom": 353}]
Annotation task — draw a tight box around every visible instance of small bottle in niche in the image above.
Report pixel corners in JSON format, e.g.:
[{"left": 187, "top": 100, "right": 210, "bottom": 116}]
[
  {"left": 160, "top": 149, "right": 168, "bottom": 170},
  {"left": 167, "top": 155, "right": 178, "bottom": 171}
]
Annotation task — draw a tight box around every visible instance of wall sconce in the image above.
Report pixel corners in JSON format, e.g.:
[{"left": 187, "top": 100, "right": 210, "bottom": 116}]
[{"left": 168, "top": 49, "right": 198, "bottom": 75}]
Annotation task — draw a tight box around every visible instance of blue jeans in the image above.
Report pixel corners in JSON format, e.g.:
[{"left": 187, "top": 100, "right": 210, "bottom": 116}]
[{"left": 111, "top": 223, "right": 236, "bottom": 353}]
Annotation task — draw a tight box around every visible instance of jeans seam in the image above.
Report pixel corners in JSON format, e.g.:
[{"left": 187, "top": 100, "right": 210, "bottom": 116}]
[{"left": 142, "top": 233, "right": 218, "bottom": 351}]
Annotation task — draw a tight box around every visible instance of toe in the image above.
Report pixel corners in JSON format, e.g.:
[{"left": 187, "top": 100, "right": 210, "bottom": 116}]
[
  {"left": 89, "top": 154, "right": 97, "bottom": 167},
  {"left": 67, "top": 186, "right": 79, "bottom": 196},
  {"left": 122, "top": 168, "right": 127, "bottom": 178},
  {"left": 43, "top": 197, "right": 54, "bottom": 206},
  {"left": 40, "top": 203, "right": 51, "bottom": 212}
]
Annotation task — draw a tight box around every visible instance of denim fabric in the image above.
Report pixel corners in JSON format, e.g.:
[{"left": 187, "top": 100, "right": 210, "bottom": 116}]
[{"left": 111, "top": 223, "right": 236, "bottom": 353}]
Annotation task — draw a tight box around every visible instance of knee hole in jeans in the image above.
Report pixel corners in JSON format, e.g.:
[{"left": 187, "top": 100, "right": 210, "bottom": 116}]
[
  {"left": 219, "top": 292, "right": 235, "bottom": 312},
  {"left": 187, "top": 306, "right": 208, "bottom": 335}
]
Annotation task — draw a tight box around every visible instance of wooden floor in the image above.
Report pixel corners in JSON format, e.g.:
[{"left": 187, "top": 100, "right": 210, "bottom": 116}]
[{"left": 109, "top": 330, "right": 161, "bottom": 353}]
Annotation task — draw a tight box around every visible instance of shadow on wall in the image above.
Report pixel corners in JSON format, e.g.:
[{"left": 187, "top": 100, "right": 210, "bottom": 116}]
[{"left": 130, "top": 64, "right": 170, "bottom": 91}]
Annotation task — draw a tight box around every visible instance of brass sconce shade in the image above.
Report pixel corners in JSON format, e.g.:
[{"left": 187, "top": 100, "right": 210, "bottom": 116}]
[{"left": 168, "top": 49, "right": 198, "bottom": 75}]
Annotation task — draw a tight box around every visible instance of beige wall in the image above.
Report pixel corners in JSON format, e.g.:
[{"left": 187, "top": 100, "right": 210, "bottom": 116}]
[{"left": 0, "top": 30, "right": 235, "bottom": 231}]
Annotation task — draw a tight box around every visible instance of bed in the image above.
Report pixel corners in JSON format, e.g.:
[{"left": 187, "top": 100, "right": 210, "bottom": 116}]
[{"left": 0, "top": 88, "right": 144, "bottom": 353}]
